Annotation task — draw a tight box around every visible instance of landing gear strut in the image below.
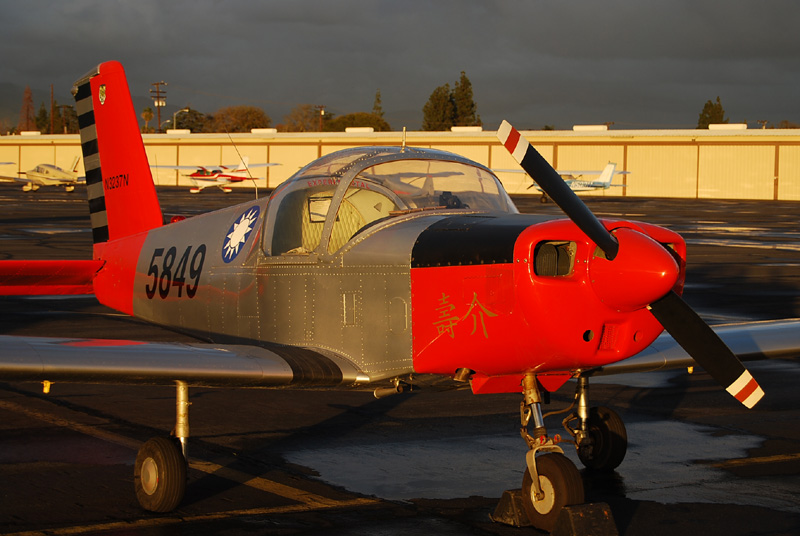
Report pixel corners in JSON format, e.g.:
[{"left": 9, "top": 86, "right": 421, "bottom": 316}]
[
  {"left": 564, "top": 376, "right": 628, "bottom": 471},
  {"left": 133, "top": 381, "right": 189, "bottom": 512},
  {"left": 519, "top": 373, "right": 584, "bottom": 532}
]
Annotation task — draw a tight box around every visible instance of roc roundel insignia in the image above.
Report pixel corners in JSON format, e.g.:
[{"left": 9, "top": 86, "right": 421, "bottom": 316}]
[{"left": 222, "top": 206, "right": 260, "bottom": 263}]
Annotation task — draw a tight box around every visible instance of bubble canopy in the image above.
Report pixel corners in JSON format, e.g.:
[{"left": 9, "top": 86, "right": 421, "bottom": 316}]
[{"left": 263, "top": 146, "right": 517, "bottom": 256}]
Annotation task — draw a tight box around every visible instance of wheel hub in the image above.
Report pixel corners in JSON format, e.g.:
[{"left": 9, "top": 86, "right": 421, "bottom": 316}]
[
  {"left": 140, "top": 456, "right": 159, "bottom": 496},
  {"left": 530, "top": 475, "right": 556, "bottom": 514}
]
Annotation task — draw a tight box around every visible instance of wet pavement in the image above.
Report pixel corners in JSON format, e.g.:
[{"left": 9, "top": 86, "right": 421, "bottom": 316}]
[{"left": 0, "top": 185, "right": 799, "bottom": 535}]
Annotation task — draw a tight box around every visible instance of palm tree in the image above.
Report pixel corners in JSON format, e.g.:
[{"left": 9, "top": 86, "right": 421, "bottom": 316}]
[{"left": 141, "top": 107, "right": 154, "bottom": 133}]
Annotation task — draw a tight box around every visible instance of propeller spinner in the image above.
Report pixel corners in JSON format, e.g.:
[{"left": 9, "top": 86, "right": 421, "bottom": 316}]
[{"left": 497, "top": 120, "right": 764, "bottom": 408}]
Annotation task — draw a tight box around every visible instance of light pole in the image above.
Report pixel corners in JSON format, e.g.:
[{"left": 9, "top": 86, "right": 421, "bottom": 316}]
[
  {"left": 315, "top": 105, "right": 326, "bottom": 131},
  {"left": 172, "top": 108, "right": 190, "bottom": 131}
]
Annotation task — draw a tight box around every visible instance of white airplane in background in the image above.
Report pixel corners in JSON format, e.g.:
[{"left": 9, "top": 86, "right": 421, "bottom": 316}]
[
  {"left": 0, "top": 157, "right": 83, "bottom": 192},
  {"left": 495, "top": 162, "right": 629, "bottom": 202},
  {"left": 153, "top": 156, "right": 279, "bottom": 193}
]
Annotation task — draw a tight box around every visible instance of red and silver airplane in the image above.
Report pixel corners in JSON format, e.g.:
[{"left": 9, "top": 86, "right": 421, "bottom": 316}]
[
  {"left": 0, "top": 61, "right": 798, "bottom": 531},
  {"left": 153, "top": 157, "right": 279, "bottom": 193},
  {"left": 0, "top": 156, "right": 83, "bottom": 192}
]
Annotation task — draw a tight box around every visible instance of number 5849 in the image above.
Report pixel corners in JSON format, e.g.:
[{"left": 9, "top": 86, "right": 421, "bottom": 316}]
[{"left": 144, "top": 244, "right": 207, "bottom": 300}]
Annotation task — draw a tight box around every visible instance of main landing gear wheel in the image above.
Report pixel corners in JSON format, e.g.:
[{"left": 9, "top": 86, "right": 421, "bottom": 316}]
[
  {"left": 522, "top": 453, "right": 584, "bottom": 532},
  {"left": 134, "top": 437, "right": 187, "bottom": 512},
  {"left": 576, "top": 406, "right": 627, "bottom": 471}
]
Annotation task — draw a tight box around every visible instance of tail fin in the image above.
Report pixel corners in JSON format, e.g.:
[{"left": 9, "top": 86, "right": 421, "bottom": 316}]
[
  {"left": 596, "top": 163, "right": 616, "bottom": 186},
  {"left": 72, "top": 61, "right": 162, "bottom": 244},
  {"left": 69, "top": 156, "right": 81, "bottom": 173},
  {"left": 235, "top": 156, "right": 250, "bottom": 172}
]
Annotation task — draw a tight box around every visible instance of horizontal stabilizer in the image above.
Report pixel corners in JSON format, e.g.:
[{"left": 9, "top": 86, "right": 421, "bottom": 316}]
[{"left": 0, "top": 260, "right": 103, "bottom": 295}]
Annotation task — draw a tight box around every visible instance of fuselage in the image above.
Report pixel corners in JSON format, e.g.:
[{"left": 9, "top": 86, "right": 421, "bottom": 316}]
[{"left": 91, "top": 147, "right": 686, "bottom": 392}]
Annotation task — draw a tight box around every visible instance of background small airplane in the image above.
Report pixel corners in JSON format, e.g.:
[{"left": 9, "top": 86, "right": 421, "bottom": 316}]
[
  {"left": 495, "top": 162, "right": 629, "bottom": 202},
  {"left": 0, "top": 156, "right": 84, "bottom": 192},
  {"left": 153, "top": 157, "right": 279, "bottom": 193}
]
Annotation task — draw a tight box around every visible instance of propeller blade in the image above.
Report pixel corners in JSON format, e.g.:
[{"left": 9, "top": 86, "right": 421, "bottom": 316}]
[
  {"left": 497, "top": 121, "right": 619, "bottom": 260},
  {"left": 648, "top": 290, "right": 764, "bottom": 408}
]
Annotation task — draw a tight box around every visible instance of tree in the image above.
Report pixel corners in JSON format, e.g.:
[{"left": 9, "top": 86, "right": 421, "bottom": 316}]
[
  {"left": 205, "top": 106, "right": 271, "bottom": 133},
  {"left": 453, "top": 71, "right": 480, "bottom": 127},
  {"left": 141, "top": 107, "right": 154, "bottom": 133},
  {"left": 35, "top": 102, "right": 49, "bottom": 133},
  {"left": 422, "top": 72, "right": 481, "bottom": 131},
  {"left": 0, "top": 117, "right": 14, "bottom": 135},
  {"left": 279, "top": 104, "right": 325, "bottom": 132},
  {"left": 17, "top": 86, "right": 35, "bottom": 132},
  {"left": 325, "top": 112, "right": 391, "bottom": 132},
  {"left": 372, "top": 89, "right": 384, "bottom": 119},
  {"left": 697, "top": 96, "right": 728, "bottom": 129},
  {"left": 175, "top": 108, "right": 209, "bottom": 133},
  {"left": 422, "top": 83, "right": 455, "bottom": 131},
  {"left": 60, "top": 105, "right": 78, "bottom": 134}
]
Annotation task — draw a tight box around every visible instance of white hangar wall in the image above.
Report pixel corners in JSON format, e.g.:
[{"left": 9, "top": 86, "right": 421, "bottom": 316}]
[{"left": 2, "top": 128, "right": 800, "bottom": 200}]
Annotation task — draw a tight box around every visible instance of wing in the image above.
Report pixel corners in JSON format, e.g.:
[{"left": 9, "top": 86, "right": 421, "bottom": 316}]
[
  {"left": 240, "top": 163, "right": 280, "bottom": 168},
  {"left": 151, "top": 165, "right": 208, "bottom": 170},
  {"left": 0, "top": 335, "right": 368, "bottom": 388},
  {"left": 152, "top": 164, "right": 278, "bottom": 170},
  {"left": 583, "top": 319, "right": 800, "bottom": 377}
]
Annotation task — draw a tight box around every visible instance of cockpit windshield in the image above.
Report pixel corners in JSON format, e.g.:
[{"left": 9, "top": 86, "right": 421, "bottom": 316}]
[
  {"left": 264, "top": 147, "right": 517, "bottom": 256},
  {"left": 356, "top": 158, "right": 514, "bottom": 213}
]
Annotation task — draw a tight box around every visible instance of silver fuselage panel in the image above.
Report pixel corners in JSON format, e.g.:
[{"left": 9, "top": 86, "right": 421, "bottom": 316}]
[{"left": 132, "top": 147, "right": 518, "bottom": 382}]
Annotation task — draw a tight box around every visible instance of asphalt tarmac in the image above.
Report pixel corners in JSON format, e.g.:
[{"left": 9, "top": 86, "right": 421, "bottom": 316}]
[{"left": 0, "top": 184, "right": 799, "bottom": 535}]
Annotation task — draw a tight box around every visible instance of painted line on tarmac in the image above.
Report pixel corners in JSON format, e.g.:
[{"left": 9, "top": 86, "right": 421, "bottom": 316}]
[
  {"left": 0, "top": 398, "right": 141, "bottom": 450},
  {"left": 3, "top": 498, "right": 380, "bottom": 536},
  {"left": 713, "top": 452, "right": 800, "bottom": 468},
  {"left": 0, "top": 398, "right": 379, "bottom": 511},
  {"left": 188, "top": 459, "right": 375, "bottom": 508}
]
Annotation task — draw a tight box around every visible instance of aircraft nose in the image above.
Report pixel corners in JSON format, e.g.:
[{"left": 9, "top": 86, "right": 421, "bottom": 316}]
[{"left": 589, "top": 227, "right": 679, "bottom": 312}]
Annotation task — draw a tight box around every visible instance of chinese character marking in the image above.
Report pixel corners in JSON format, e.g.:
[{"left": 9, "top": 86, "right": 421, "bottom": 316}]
[
  {"left": 462, "top": 292, "right": 498, "bottom": 338},
  {"left": 433, "top": 292, "right": 460, "bottom": 339}
]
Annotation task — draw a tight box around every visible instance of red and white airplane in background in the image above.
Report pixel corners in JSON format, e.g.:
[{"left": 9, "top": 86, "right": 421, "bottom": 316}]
[
  {"left": 0, "top": 156, "right": 83, "bottom": 192},
  {"left": 0, "top": 61, "right": 796, "bottom": 532},
  {"left": 153, "top": 157, "right": 279, "bottom": 193}
]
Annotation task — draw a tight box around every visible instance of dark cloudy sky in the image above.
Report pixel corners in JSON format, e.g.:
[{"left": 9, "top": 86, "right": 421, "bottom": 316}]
[{"left": 1, "top": 1, "right": 798, "bottom": 130}]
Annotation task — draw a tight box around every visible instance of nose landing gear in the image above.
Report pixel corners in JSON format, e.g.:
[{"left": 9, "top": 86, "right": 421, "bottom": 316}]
[{"left": 518, "top": 373, "right": 585, "bottom": 532}]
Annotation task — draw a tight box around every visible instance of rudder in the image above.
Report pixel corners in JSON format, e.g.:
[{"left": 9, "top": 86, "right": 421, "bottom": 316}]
[
  {"left": 72, "top": 61, "right": 162, "bottom": 244},
  {"left": 596, "top": 163, "right": 617, "bottom": 186}
]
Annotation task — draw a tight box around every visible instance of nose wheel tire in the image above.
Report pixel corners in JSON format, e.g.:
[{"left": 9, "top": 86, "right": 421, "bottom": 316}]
[
  {"left": 577, "top": 406, "right": 627, "bottom": 471},
  {"left": 521, "top": 452, "right": 584, "bottom": 532},
  {"left": 134, "top": 437, "right": 187, "bottom": 512}
]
